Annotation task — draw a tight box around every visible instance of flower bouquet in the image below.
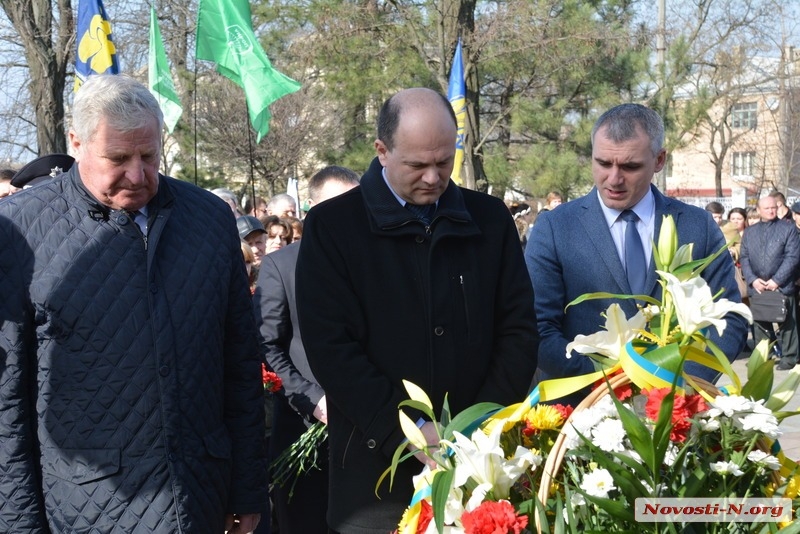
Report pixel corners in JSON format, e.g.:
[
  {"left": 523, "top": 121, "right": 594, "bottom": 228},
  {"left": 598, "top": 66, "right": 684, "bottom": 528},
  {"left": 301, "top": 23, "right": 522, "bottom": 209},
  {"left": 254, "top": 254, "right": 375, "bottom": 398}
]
[{"left": 388, "top": 215, "right": 800, "bottom": 533}]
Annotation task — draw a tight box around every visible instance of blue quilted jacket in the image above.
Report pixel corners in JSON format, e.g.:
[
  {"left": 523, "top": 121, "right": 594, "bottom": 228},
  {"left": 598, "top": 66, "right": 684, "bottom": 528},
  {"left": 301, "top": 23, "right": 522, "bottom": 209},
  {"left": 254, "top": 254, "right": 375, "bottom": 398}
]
[
  {"left": 0, "top": 167, "right": 267, "bottom": 533},
  {"left": 741, "top": 219, "right": 800, "bottom": 295}
]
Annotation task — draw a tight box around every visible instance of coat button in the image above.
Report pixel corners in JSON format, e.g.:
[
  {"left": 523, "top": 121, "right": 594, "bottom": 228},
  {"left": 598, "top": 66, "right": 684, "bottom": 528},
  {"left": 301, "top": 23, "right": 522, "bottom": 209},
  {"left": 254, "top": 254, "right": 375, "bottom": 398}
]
[
  {"left": 116, "top": 215, "right": 128, "bottom": 225},
  {"left": 150, "top": 283, "right": 158, "bottom": 293},
  {"left": 415, "top": 235, "right": 424, "bottom": 244},
  {"left": 159, "top": 365, "right": 170, "bottom": 377},
  {"left": 366, "top": 439, "right": 377, "bottom": 449},
  {"left": 434, "top": 326, "right": 444, "bottom": 336}
]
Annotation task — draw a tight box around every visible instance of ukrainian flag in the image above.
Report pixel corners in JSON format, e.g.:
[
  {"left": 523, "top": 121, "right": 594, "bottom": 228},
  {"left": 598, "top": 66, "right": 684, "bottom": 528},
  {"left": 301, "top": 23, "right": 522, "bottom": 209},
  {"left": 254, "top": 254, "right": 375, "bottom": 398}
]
[
  {"left": 74, "top": 0, "right": 119, "bottom": 91},
  {"left": 447, "top": 39, "right": 466, "bottom": 185}
]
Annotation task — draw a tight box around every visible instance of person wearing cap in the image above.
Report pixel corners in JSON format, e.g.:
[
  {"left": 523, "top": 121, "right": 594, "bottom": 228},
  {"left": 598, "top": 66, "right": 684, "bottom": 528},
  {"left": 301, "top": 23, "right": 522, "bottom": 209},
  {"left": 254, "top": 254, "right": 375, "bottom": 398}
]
[
  {"left": 0, "top": 75, "right": 265, "bottom": 533},
  {"left": 791, "top": 201, "right": 800, "bottom": 234},
  {"left": 238, "top": 214, "right": 268, "bottom": 268},
  {"left": 10, "top": 153, "right": 74, "bottom": 190}
]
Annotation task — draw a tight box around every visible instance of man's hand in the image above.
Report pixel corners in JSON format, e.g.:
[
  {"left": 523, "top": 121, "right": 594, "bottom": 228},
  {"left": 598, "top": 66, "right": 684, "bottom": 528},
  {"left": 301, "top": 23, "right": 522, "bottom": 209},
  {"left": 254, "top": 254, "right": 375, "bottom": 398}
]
[
  {"left": 765, "top": 279, "right": 779, "bottom": 291},
  {"left": 753, "top": 278, "right": 769, "bottom": 293},
  {"left": 313, "top": 395, "right": 328, "bottom": 425},
  {"left": 224, "top": 513, "right": 260, "bottom": 533},
  {"left": 407, "top": 421, "right": 439, "bottom": 469}
]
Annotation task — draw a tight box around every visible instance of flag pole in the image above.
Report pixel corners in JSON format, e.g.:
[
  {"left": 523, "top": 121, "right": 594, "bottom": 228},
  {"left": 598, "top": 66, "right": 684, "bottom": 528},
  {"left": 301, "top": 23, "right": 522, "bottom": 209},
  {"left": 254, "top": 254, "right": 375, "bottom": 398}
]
[{"left": 246, "top": 104, "right": 256, "bottom": 207}]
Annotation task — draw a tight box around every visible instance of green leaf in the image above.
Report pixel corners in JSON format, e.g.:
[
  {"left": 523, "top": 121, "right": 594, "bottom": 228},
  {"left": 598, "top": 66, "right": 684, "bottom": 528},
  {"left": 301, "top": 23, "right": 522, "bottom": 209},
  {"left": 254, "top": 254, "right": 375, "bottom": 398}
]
[
  {"left": 580, "top": 491, "right": 636, "bottom": 523},
  {"left": 377, "top": 444, "right": 417, "bottom": 493},
  {"left": 741, "top": 359, "right": 775, "bottom": 403},
  {"left": 748, "top": 339, "right": 772, "bottom": 379},
  {"left": 398, "top": 399, "right": 437, "bottom": 422},
  {"left": 610, "top": 389, "right": 656, "bottom": 471},
  {"left": 442, "top": 402, "right": 503, "bottom": 440},
  {"left": 766, "top": 365, "right": 800, "bottom": 411},
  {"left": 566, "top": 291, "right": 660, "bottom": 309},
  {"left": 430, "top": 468, "right": 454, "bottom": 534}
]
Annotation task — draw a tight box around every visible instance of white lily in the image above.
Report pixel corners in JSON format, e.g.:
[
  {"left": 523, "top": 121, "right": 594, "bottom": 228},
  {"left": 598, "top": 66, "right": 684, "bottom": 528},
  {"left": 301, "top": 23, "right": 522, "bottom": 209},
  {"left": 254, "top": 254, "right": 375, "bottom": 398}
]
[
  {"left": 441, "top": 425, "right": 536, "bottom": 500},
  {"left": 658, "top": 271, "right": 753, "bottom": 337},
  {"left": 566, "top": 303, "right": 646, "bottom": 360}
]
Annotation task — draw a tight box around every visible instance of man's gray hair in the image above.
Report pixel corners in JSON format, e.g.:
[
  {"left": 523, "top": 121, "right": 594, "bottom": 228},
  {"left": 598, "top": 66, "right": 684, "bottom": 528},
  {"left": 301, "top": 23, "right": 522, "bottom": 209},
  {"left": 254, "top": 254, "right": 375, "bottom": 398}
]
[
  {"left": 71, "top": 74, "right": 164, "bottom": 147},
  {"left": 267, "top": 193, "right": 296, "bottom": 211},
  {"left": 591, "top": 103, "right": 664, "bottom": 156}
]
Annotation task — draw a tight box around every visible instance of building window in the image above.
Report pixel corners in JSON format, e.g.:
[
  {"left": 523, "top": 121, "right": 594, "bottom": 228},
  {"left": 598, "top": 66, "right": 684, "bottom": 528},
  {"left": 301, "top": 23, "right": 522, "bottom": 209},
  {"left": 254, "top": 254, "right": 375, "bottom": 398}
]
[
  {"left": 732, "top": 151, "right": 755, "bottom": 177},
  {"left": 731, "top": 102, "right": 758, "bottom": 129}
]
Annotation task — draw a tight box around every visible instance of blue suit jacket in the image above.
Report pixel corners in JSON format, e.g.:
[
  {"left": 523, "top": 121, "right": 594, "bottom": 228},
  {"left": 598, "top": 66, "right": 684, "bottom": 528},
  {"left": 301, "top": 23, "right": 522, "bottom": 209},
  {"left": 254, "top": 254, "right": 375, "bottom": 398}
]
[{"left": 526, "top": 185, "right": 747, "bottom": 393}]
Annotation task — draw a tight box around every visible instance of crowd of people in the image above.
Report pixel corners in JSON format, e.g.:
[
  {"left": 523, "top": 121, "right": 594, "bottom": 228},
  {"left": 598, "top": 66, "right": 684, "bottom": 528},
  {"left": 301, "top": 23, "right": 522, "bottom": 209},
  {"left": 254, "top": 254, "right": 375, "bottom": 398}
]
[{"left": 0, "top": 74, "right": 784, "bottom": 534}]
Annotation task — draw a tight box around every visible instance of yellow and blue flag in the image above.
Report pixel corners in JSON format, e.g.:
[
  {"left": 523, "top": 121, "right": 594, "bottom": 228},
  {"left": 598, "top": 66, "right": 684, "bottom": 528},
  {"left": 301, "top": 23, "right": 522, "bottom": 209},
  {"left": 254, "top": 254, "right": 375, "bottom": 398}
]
[
  {"left": 447, "top": 39, "right": 466, "bottom": 185},
  {"left": 74, "top": 0, "right": 119, "bottom": 91}
]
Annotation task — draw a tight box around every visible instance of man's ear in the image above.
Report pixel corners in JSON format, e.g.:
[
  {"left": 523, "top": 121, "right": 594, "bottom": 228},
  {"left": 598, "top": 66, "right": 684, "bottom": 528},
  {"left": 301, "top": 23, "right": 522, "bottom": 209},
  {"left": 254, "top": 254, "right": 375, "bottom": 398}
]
[
  {"left": 68, "top": 131, "right": 81, "bottom": 160},
  {"left": 654, "top": 148, "right": 667, "bottom": 173},
  {"left": 375, "top": 139, "right": 389, "bottom": 166}
]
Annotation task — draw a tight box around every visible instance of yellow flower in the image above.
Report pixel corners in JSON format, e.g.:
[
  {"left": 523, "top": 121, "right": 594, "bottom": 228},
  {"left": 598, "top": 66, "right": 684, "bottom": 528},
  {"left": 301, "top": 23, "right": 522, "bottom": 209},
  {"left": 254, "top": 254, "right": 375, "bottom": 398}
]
[
  {"left": 785, "top": 475, "right": 800, "bottom": 499},
  {"left": 525, "top": 405, "right": 567, "bottom": 432}
]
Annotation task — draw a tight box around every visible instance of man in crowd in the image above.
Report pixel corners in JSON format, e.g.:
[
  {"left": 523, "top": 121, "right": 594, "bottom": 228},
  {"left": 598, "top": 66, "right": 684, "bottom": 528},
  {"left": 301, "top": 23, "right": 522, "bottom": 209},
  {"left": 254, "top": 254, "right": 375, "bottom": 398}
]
[
  {"left": 296, "top": 88, "right": 539, "bottom": 533},
  {"left": 526, "top": 103, "right": 748, "bottom": 404},
  {"left": 792, "top": 201, "right": 800, "bottom": 234},
  {"left": 704, "top": 201, "right": 725, "bottom": 226},
  {"left": 266, "top": 193, "right": 297, "bottom": 219},
  {"left": 255, "top": 165, "right": 360, "bottom": 534},
  {"left": 770, "top": 191, "right": 794, "bottom": 221},
  {"left": 741, "top": 195, "right": 800, "bottom": 370},
  {"left": 0, "top": 74, "right": 266, "bottom": 533},
  {"left": 238, "top": 214, "right": 268, "bottom": 268}
]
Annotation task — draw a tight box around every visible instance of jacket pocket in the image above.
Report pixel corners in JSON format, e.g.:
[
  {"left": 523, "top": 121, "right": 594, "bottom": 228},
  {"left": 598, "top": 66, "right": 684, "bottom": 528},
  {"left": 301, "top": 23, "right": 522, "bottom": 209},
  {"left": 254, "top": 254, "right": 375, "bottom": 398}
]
[
  {"left": 203, "top": 426, "right": 232, "bottom": 460},
  {"left": 40, "top": 447, "right": 121, "bottom": 485}
]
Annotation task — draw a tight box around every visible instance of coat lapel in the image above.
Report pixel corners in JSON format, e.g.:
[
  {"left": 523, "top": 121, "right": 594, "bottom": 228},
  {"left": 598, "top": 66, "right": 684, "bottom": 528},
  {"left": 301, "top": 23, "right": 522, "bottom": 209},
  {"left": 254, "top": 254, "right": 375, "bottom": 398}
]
[{"left": 578, "top": 190, "right": 631, "bottom": 294}]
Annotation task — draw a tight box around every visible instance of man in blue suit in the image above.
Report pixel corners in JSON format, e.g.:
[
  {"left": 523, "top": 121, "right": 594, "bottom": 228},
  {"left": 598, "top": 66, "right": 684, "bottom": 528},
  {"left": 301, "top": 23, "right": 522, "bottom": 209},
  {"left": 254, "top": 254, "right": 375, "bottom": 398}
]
[{"left": 526, "top": 103, "right": 747, "bottom": 403}]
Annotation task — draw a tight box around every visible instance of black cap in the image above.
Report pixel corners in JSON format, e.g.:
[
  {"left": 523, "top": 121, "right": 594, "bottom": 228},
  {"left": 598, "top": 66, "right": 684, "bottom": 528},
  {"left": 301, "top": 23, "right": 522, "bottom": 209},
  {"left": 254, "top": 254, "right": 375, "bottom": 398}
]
[
  {"left": 791, "top": 201, "right": 800, "bottom": 214},
  {"left": 11, "top": 154, "right": 74, "bottom": 188},
  {"left": 237, "top": 215, "right": 266, "bottom": 239}
]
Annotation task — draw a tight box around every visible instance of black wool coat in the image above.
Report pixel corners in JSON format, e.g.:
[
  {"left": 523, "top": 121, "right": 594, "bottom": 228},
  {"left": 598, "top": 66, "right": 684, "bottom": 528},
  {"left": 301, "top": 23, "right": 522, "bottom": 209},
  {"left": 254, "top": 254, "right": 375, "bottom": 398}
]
[{"left": 296, "top": 157, "right": 539, "bottom": 533}]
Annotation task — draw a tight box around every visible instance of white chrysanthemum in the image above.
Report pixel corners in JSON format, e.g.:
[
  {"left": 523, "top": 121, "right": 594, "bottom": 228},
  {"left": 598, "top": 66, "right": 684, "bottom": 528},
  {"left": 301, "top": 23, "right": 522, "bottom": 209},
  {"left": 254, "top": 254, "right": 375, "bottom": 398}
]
[
  {"left": 707, "top": 395, "right": 755, "bottom": 418},
  {"left": 747, "top": 450, "right": 782, "bottom": 471},
  {"left": 580, "top": 468, "right": 616, "bottom": 498},
  {"left": 591, "top": 418, "right": 627, "bottom": 452},
  {"left": 739, "top": 413, "right": 782, "bottom": 439},
  {"left": 711, "top": 461, "right": 744, "bottom": 476},
  {"left": 699, "top": 417, "right": 720, "bottom": 432}
]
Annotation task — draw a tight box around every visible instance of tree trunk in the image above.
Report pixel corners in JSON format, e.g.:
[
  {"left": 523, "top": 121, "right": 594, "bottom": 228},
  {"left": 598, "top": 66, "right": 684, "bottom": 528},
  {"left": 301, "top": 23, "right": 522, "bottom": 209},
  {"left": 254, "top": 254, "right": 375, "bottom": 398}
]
[{"left": 1, "top": 0, "right": 73, "bottom": 155}]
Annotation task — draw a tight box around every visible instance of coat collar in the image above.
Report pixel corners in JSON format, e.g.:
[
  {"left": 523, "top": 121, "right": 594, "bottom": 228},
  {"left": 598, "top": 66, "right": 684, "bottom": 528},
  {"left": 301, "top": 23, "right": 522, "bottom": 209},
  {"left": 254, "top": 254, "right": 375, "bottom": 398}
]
[
  {"left": 66, "top": 164, "right": 175, "bottom": 220},
  {"left": 359, "top": 157, "right": 476, "bottom": 237}
]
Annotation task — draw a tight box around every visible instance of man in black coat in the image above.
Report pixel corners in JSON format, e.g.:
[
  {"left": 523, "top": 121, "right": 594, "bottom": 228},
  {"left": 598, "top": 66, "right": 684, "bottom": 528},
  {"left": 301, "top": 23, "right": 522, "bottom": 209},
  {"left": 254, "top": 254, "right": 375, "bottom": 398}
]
[
  {"left": 255, "top": 166, "right": 360, "bottom": 533},
  {"left": 295, "top": 88, "right": 540, "bottom": 533}
]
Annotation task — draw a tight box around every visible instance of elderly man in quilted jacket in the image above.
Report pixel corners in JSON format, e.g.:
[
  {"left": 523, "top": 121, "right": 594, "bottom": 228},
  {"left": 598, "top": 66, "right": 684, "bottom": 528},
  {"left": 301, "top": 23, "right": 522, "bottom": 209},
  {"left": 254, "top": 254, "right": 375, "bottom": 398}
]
[
  {"left": 0, "top": 75, "right": 266, "bottom": 533},
  {"left": 741, "top": 195, "right": 800, "bottom": 370}
]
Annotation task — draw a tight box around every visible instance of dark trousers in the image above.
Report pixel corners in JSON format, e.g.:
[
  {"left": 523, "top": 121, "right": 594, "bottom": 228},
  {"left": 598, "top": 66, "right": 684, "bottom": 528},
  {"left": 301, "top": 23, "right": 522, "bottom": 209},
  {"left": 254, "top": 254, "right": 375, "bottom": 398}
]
[
  {"left": 269, "top": 395, "right": 331, "bottom": 534},
  {"left": 754, "top": 293, "right": 798, "bottom": 364}
]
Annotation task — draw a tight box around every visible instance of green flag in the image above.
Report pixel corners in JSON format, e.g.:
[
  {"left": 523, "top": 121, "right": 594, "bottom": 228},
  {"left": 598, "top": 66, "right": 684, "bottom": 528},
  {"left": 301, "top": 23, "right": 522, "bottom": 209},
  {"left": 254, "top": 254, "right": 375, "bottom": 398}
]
[
  {"left": 196, "top": 0, "right": 301, "bottom": 142},
  {"left": 149, "top": 6, "right": 182, "bottom": 133}
]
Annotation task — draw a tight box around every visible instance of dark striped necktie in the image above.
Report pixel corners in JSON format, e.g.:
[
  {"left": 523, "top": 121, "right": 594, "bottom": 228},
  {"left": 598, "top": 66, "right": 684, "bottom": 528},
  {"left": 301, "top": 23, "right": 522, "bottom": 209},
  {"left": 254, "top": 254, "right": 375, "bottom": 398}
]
[{"left": 406, "top": 203, "right": 435, "bottom": 225}]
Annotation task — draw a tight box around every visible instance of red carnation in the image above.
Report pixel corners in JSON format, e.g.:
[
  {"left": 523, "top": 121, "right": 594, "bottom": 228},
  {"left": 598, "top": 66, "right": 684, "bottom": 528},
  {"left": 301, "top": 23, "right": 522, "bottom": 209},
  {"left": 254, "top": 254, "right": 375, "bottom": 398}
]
[
  {"left": 461, "top": 500, "right": 528, "bottom": 534},
  {"left": 262, "top": 364, "right": 283, "bottom": 393},
  {"left": 416, "top": 500, "right": 433, "bottom": 533},
  {"left": 643, "top": 387, "right": 708, "bottom": 442}
]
